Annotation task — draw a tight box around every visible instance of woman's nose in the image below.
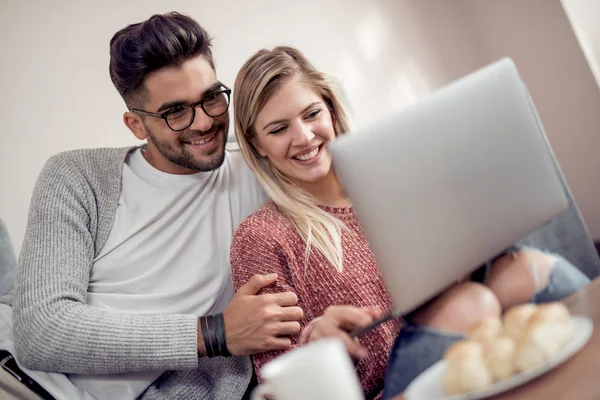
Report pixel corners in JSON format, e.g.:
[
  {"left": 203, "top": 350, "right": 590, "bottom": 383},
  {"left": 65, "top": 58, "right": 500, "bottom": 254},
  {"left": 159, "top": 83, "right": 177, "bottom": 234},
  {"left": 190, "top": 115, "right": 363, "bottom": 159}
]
[{"left": 292, "top": 123, "right": 315, "bottom": 145}]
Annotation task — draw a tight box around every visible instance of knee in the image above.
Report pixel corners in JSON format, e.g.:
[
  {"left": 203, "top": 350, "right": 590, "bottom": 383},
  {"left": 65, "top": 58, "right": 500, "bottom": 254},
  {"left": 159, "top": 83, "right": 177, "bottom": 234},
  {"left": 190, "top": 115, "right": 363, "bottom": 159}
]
[
  {"left": 486, "top": 249, "right": 557, "bottom": 309},
  {"left": 519, "top": 249, "right": 556, "bottom": 289},
  {"left": 412, "top": 282, "right": 501, "bottom": 334},
  {"left": 451, "top": 282, "right": 502, "bottom": 322}
]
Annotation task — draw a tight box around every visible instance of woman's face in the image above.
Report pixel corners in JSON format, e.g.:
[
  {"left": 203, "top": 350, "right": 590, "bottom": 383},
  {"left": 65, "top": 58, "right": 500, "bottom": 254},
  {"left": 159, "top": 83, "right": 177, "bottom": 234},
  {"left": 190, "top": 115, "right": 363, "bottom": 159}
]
[{"left": 252, "top": 78, "right": 336, "bottom": 186}]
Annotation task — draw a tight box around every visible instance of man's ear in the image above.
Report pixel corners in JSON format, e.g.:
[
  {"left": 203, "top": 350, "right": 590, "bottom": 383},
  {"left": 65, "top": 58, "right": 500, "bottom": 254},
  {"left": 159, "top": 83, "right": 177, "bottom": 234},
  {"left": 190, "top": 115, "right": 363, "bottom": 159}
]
[
  {"left": 123, "top": 112, "right": 147, "bottom": 141},
  {"left": 250, "top": 136, "right": 267, "bottom": 158}
]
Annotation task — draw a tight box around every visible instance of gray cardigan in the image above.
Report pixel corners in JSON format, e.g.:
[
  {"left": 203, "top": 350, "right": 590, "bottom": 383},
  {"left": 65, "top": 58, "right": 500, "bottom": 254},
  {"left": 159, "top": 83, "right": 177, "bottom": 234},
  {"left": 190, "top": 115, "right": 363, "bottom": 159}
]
[
  {"left": 3, "top": 147, "right": 252, "bottom": 399},
  {"left": 0, "top": 219, "right": 15, "bottom": 296}
]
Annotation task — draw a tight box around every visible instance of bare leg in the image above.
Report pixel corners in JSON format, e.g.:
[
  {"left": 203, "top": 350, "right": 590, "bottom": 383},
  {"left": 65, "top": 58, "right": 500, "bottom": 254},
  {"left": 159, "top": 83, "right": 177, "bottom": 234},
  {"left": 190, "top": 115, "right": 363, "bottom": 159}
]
[
  {"left": 485, "top": 249, "right": 555, "bottom": 310},
  {"left": 410, "top": 281, "right": 501, "bottom": 334}
]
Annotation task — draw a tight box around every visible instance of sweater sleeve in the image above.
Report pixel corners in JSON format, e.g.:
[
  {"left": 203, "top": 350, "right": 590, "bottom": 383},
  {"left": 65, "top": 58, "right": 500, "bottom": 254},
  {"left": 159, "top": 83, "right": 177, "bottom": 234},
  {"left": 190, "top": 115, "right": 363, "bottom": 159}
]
[
  {"left": 230, "top": 216, "right": 310, "bottom": 376},
  {"left": 12, "top": 155, "right": 199, "bottom": 374}
]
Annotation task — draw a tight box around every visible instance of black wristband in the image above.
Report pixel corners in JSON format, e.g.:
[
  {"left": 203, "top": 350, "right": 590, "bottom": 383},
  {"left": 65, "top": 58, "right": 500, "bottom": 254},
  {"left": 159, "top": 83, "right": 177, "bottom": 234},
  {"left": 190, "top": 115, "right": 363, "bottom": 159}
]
[
  {"left": 200, "top": 314, "right": 231, "bottom": 357},
  {"left": 214, "top": 313, "right": 231, "bottom": 357},
  {"left": 200, "top": 315, "right": 216, "bottom": 357}
]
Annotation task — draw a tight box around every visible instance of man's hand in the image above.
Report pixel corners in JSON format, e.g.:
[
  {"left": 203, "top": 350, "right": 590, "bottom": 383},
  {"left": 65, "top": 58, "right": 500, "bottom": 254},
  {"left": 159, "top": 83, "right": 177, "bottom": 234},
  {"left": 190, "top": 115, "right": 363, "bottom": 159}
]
[
  {"left": 308, "top": 305, "right": 381, "bottom": 360},
  {"left": 223, "top": 273, "right": 304, "bottom": 355}
]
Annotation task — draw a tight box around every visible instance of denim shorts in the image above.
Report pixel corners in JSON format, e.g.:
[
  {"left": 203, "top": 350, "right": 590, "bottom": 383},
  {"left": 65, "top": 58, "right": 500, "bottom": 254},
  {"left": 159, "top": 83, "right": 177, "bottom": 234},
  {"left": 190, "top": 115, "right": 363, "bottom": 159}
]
[{"left": 382, "top": 259, "right": 590, "bottom": 399}]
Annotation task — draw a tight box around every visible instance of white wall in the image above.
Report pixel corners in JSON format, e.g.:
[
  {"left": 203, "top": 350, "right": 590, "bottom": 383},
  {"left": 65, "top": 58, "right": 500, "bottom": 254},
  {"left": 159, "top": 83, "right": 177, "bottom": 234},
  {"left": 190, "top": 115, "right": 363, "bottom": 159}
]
[
  {"left": 562, "top": 0, "right": 600, "bottom": 88},
  {"left": 1, "top": 0, "right": 600, "bottom": 256}
]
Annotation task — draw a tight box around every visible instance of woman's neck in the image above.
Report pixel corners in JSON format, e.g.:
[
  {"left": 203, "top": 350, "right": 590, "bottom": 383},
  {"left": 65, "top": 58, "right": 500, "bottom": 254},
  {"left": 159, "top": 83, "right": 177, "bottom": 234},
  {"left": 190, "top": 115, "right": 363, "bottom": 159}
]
[{"left": 296, "top": 170, "right": 352, "bottom": 208}]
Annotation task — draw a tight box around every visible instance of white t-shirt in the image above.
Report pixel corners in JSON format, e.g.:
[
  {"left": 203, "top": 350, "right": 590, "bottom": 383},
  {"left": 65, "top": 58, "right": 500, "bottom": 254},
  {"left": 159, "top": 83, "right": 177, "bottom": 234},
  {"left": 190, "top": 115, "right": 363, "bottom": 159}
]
[{"left": 68, "top": 144, "right": 265, "bottom": 399}]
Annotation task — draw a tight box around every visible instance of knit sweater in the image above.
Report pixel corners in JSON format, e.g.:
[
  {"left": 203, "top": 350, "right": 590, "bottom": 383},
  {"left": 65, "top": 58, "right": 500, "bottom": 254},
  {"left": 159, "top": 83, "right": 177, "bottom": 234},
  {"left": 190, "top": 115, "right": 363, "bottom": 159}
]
[
  {"left": 1, "top": 146, "right": 254, "bottom": 400},
  {"left": 230, "top": 201, "right": 401, "bottom": 400}
]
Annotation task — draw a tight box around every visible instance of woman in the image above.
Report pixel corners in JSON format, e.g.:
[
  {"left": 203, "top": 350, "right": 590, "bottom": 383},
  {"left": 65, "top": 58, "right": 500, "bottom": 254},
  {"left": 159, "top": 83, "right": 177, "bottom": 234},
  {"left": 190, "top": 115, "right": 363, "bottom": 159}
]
[
  {"left": 229, "top": 46, "right": 590, "bottom": 399},
  {"left": 230, "top": 45, "right": 400, "bottom": 399}
]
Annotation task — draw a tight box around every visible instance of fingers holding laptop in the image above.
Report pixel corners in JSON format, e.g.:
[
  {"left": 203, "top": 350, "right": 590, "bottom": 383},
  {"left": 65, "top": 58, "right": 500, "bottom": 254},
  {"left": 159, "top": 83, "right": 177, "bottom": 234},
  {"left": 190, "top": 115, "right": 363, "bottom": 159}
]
[
  {"left": 223, "top": 273, "right": 304, "bottom": 355},
  {"left": 306, "top": 305, "right": 382, "bottom": 359}
]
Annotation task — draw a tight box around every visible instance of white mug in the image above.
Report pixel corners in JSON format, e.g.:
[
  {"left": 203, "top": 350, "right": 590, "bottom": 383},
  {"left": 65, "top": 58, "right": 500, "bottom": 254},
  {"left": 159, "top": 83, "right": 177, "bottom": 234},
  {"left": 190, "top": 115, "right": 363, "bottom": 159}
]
[{"left": 251, "top": 338, "right": 365, "bottom": 400}]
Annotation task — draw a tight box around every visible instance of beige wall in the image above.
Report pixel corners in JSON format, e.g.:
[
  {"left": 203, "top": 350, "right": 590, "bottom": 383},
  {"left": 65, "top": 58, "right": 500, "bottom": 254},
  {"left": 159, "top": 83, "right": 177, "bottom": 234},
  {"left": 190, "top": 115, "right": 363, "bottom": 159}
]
[
  {"left": 1, "top": 0, "right": 600, "bottom": 256},
  {"left": 0, "top": 0, "right": 421, "bottom": 255},
  {"left": 460, "top": 0, "right": 600, "bottom": 242},
  {"left": 562, "top": 0, "right": 600, "bottom": 88}
]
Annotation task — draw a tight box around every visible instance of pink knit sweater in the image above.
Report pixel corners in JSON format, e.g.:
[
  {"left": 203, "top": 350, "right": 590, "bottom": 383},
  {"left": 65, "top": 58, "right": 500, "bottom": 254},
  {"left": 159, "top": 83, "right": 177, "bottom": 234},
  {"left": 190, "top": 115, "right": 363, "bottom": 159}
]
[{"left": 230, "top": 201, "right": 401, "bottom": 400}]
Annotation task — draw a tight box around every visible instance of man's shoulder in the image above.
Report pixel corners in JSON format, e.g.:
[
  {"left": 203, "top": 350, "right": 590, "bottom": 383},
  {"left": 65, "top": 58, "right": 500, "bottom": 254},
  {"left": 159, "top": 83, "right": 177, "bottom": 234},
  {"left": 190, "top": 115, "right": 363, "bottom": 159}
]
[
  {"left": 35, "top": 146, "right": 138, "bottom": 199},
  {"left": 46, "top": 146, "right": 137, "bottom": 168},
  {"left": 40, "top": 146, "right": 137, "bottom": 182},
  {"left": 223, "top": 142, "right": 266, "bottom": 205}
]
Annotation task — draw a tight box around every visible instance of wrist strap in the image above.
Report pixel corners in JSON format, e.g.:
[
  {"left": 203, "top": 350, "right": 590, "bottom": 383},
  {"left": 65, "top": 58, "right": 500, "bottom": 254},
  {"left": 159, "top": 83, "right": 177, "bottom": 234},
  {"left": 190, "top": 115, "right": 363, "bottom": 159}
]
[
  {"left": 200, "top": 314, "right": 231, "bottom": 357},
  {"left": 214, "top": 313, "right": 231, "bottom": 357},
  {"left": 200, "top": 315, "right": 216, "bottom": 357}
]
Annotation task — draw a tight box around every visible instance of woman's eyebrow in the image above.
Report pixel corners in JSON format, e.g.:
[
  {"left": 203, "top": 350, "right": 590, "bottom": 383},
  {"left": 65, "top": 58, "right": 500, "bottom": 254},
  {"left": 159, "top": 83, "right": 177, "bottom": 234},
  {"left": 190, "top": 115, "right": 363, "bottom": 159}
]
[{"left": 262, "top": 101, "right": 322, "bottom": 131}]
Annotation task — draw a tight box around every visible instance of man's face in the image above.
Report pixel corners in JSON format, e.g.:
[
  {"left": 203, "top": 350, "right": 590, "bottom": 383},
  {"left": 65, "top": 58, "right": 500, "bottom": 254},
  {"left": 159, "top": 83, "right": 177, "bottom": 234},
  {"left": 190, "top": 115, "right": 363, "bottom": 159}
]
[{"left": 130, "top": 56, "right": 228, "bottom": 174}]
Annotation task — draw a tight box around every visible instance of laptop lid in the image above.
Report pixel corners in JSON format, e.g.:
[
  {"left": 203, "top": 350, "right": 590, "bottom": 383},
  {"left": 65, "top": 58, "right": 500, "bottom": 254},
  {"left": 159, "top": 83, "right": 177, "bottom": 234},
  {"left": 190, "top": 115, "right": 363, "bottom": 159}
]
[{"left": 329, "top": 58, "right": 568, "bottom": 315}]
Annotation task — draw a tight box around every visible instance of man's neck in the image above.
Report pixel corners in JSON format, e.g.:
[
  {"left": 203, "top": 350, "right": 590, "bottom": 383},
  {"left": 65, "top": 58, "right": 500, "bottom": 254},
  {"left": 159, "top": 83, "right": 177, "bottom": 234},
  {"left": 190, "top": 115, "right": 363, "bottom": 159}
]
[{"left": 141, "top": 146, "right": 199, "bottom": 175}]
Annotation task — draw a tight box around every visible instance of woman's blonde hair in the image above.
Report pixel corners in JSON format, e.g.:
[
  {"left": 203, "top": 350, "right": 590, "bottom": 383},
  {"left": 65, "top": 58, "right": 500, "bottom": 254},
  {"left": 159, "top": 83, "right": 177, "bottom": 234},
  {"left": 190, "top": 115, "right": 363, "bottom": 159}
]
[{"left": 234, "top": 46, "right": 352, "bottom": 272}]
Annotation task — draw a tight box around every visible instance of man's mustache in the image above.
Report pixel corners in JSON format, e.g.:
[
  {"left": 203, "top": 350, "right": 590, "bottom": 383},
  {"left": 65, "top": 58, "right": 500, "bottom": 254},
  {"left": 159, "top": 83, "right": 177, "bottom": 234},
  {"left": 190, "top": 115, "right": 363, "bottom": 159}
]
[{"left": 182, "top": 124, "right": 226, "bottom": 142}]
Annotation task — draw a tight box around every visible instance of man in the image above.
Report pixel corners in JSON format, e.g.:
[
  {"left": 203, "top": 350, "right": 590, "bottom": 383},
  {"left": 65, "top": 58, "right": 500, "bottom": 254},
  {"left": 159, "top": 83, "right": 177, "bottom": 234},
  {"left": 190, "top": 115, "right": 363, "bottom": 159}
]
[{"left": 0, "top": 12, "right": 302, "bottom": 400}]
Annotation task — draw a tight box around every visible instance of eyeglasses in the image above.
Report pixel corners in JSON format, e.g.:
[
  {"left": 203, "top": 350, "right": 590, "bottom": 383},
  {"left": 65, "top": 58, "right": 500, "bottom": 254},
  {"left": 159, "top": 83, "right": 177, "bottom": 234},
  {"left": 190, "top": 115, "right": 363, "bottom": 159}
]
[{"left": 130, "top": 83, "right": 232, "bottom": 132}]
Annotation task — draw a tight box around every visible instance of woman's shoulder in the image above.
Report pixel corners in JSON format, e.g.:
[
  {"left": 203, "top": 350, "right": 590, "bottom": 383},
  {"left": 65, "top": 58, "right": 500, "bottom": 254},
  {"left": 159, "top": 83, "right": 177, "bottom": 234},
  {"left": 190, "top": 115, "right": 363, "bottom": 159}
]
[
  {"left": 230, "top": 201, "right": 301, "bottom": 283},
  {"left": 233, "top": 201, "right": 296, "bottom": 245}
]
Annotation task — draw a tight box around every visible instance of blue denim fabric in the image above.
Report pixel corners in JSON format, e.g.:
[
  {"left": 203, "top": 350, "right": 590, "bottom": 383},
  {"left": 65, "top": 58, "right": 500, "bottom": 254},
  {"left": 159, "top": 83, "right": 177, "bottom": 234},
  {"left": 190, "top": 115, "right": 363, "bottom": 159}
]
[
  {"left": 530, "top": 258, "right": 590, "bottom": 304},
  {"left": 382, "top": 322, "right": 465, "bottom": 399},
  {"left": 382, "top": 260, "right": 590, "bottom": 399}
]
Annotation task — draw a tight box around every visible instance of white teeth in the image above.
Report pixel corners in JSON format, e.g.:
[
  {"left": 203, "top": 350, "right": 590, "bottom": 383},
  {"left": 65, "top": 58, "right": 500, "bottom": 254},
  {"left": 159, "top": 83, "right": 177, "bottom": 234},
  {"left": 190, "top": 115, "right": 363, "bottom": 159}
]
[
  {"left": 295, "top": 147, "right": 319, "bottom": 161},
  {"left": 188, "top": 133, "right": 215, "bottom": 145}
]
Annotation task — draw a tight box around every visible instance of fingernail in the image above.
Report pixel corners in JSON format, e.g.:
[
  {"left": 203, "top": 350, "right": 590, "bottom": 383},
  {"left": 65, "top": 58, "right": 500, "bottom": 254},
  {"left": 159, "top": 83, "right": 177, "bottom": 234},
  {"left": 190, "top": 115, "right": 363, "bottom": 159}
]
[{"left": 267, "top": 273, "right": 277, "bottom": 279}]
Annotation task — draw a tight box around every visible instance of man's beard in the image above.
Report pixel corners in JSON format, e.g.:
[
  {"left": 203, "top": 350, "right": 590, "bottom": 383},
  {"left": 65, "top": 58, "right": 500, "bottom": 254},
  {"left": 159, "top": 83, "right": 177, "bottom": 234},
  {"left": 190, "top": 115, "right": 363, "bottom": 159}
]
[{"left": 145, "top": 123, "right": 228, "bottom": 172}]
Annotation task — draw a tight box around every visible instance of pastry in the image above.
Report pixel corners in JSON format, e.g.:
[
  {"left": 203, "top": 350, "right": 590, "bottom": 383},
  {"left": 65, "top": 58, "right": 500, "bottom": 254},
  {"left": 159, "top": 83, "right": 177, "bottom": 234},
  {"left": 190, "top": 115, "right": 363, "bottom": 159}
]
[
  {"left": 443, "top": 302, "right": 574, "bottom": 392},
  {"left": 483, "top": 336, "right": 517, "bottom": 380},
  {"left": 514, "top": 337, "right": 547, "bottom": 372},
  {"left": 444, "top": 340, "right": 483, "bottom": 363},
  {"left": 528, "top": 302, "right": 571, "bottom": 325},
  {"left": 442, "top": 362, "right": 463, "bottom": 396},
  {"left": 469, "top": 316, "right": 503, "bottom": 344},
  {"left": 514, "top": 303, "right": 573, "bottom": 372},
  {"left": 443, "top": 340, "right": 492, "bottom": 394},
  {"left": 503, "top": 303, "right": 537, "bottom": 341},
  {"left": 443, "top": 358, "right": 493, "bottom": 395}
]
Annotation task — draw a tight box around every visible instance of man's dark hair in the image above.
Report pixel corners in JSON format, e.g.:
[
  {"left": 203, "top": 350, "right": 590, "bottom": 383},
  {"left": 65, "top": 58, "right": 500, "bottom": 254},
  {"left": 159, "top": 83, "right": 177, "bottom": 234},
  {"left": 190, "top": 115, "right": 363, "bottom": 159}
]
[{"left": 109, "top": 12, "right": 214, "bottom": 109}]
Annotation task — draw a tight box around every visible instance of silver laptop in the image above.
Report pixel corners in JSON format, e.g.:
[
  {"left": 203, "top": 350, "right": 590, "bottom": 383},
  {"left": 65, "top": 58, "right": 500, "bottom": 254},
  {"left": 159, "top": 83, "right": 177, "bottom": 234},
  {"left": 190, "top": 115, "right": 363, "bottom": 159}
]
[{"left": 329, "top": 58, "right": 568, "bottom": 316}]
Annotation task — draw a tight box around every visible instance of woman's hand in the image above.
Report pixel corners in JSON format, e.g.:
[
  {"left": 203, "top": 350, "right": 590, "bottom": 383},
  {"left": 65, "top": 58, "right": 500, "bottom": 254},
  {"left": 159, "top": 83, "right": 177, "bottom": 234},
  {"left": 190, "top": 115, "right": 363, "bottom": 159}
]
[{"left": 307, "top": 305, "right": 382, "bottom": 359}]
